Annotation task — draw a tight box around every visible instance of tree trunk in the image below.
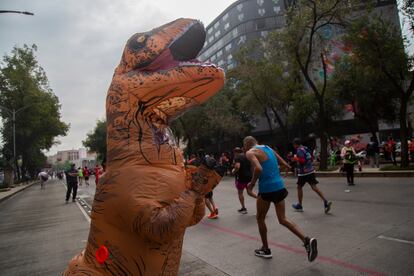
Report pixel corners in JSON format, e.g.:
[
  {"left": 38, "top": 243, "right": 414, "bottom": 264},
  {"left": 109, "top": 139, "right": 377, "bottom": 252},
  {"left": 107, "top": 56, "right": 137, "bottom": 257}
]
[
  {"left": 319, "top": 133, "right": 328, "bottom": 170},
  {"left": 399, "top": 97, "right": 409, "bottom": 167}
]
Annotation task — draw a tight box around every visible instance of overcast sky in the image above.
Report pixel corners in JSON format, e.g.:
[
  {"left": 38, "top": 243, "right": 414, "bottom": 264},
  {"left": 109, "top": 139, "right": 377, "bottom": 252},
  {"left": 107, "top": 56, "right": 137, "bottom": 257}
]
[
  {"left": 1, "top": 1, "right": 412, "bottom": 156},
  {"left": 0, "top": 0, "right": 235, "bottom": 155}
]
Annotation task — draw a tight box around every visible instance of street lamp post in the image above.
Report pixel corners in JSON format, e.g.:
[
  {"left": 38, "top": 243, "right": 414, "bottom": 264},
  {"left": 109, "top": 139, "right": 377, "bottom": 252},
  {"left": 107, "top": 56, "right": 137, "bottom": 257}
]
[{"left": 0, "top": 105, "right": 34, "bottom": 185}]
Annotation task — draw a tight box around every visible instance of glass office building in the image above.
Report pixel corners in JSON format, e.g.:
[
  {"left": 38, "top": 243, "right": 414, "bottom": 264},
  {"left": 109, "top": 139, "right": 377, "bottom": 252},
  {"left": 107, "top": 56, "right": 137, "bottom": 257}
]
[{"left": 198, "top": 0, "right": 288, "bottom": 71}]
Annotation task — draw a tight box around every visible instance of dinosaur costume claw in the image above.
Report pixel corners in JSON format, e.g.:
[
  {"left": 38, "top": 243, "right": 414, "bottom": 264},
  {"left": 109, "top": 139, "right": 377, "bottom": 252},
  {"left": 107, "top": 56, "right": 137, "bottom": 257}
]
[{"left": 64, "top": 18, "right": 224, "bottom": 275}]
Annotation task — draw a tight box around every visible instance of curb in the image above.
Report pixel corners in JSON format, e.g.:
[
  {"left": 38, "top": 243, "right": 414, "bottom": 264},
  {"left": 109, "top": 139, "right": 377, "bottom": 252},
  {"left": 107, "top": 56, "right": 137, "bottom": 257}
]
[
  {"left": 315, "top": 171, "right": 414, "bottom": 177},
  {"left": 0, "top": 181, "right": 39, "bottom": 204}
]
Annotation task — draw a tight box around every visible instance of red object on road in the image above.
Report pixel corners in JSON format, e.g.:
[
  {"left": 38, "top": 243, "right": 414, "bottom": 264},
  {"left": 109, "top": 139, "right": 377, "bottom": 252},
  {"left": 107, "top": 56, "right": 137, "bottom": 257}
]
[{"left": 95, "top": 245, "right": 109, "bottom": 264}]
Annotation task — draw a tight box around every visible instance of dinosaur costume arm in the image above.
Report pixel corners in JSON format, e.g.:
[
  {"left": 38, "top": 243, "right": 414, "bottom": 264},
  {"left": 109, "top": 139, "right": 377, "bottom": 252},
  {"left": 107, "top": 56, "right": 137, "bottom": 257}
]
[
  {"left": 134, "top": 190, "right": 201, "bottom": 243},
  {"left": 134, "top": 165, "right": 221, "bottom": 242}
]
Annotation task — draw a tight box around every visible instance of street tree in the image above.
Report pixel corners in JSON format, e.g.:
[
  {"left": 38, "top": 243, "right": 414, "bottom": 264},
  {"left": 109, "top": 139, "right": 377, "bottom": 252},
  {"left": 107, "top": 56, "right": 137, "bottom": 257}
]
[
  {"left": 280, "top": 0, "right": 356, "bottom": 169},
  {"left": 83, "top": 119, "right": 107, "bottom": 162},
  {"left": 0, "top": 44, "right": 69, "bottom": 180},
  {"left": 332, "top": 55, "right": 397, "bottom": 142},
  {"left": 229, "top": 39, "right": 297, "bottom": 149},
  {"left": 344, "top": 14, "right": 413, "bottom": 167}
]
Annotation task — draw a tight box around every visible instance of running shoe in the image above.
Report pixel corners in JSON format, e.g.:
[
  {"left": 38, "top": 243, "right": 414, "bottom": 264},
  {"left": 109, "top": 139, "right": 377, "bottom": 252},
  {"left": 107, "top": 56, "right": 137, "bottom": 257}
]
[
  {"left": 207, "top": 213, "right": 218, "bottom": 219},
  {"left": 324, "top": 201, "right": 332, "bottom": 214},
  {"left": 254, "top": 248, "right": 272, "bottom": 259},
  {"left": 238, "top": 208, "right": 248, "bottom": 214},
  {"left": 304, "top": 237, "right": 318, "bottom": 262},
  {"left": 292, "top": 203, "right": 304, "bottom": 212}
]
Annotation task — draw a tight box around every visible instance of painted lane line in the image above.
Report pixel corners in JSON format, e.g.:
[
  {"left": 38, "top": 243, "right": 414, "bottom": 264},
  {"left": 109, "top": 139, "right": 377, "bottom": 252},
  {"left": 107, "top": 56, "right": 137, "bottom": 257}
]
[
  {"left": 377, "top": 235, "right": 414, "bottom": 246},
  {"left": 201, "top": 221, "right": 386, "bottom": 276},
  {"left": 60, "top": 182, "right": 91, "bottom": 223}
]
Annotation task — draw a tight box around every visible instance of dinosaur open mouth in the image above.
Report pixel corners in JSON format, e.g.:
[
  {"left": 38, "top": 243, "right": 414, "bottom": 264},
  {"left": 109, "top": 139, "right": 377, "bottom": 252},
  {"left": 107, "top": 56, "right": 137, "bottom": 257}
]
[{"left": 140, "top": 21, "right": 216, "bottom": 72}]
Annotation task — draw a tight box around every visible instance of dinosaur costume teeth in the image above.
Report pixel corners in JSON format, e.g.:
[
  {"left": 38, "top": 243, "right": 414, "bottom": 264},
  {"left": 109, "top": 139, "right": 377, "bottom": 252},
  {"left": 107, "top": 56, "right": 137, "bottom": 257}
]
[{"left": 64, "top": 18, "right": 225, "bottom": 276}]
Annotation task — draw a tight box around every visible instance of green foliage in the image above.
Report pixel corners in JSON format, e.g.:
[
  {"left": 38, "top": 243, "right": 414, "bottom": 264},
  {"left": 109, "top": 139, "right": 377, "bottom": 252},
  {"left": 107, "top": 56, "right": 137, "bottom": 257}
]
[
  {"left": 344, "top": 14, "right": 414, "bottom": 167},
  {"left": 0, "top": 44, "right": 69, "bottom": 177},
  {"left": 171, "top": 81, "right": 250, "bottom": 155},
  {"left": 83, "top": 119, "right": 107, "bottom": 161}
]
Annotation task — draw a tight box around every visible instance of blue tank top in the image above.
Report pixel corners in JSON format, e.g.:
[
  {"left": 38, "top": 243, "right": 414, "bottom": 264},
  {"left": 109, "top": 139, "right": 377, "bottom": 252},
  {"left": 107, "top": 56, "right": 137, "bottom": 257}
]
[{"left": 254, "top": 145, "right": 285, "bottom": 193}]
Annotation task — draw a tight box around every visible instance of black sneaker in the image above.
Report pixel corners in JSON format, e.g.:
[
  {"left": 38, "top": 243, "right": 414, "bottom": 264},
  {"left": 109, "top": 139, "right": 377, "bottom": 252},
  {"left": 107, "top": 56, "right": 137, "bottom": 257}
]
[
  {"left": 324, "top": 201, "right": 332, "bottom": 214},
  {"left": 238, "top": 208, "right": 248, "bottom": 214},
  {"left": 254, "top": 248, "right": 272, "bottom": 259},
  {"left": 304, "top": 237, "right": 318, "bottom": 262}
]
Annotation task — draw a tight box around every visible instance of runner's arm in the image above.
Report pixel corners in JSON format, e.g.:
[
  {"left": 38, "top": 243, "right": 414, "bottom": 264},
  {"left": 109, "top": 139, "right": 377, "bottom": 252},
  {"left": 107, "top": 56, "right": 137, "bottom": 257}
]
[
  {"left": 232, "top": 162, "right": 240, "bottom": 175},
  {"left": 273, "top": 150, "right": 291, "bottom": 169},
  {"left": 246, "top": 151, "right": 262, "bottom": 187}
]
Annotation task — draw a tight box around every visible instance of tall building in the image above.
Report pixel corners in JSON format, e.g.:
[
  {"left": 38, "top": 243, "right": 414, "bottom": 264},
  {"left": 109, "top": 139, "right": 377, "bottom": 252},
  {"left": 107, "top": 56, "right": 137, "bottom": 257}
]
[
  {"left": 198, "top": 0, "right": 405, "bottom": 145},
  {"left": 199, "top": 0, "right": 288, "bottom": 71}
]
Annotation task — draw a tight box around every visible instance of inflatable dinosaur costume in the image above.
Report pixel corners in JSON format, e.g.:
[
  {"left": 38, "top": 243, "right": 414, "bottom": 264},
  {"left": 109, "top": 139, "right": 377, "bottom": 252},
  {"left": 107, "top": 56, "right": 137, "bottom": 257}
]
[{"left": 64, "top": 18, "right": 225, "bottom": 275}]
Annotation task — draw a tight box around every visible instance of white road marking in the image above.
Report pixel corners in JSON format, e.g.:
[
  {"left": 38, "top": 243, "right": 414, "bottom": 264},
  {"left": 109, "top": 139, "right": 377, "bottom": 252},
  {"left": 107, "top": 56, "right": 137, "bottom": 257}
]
[
  {"left": 377, "top": 235, "right": 414, "bottom": 246},
  {"left": 61, "top": 182, "right": 91, "bottom": 223}
]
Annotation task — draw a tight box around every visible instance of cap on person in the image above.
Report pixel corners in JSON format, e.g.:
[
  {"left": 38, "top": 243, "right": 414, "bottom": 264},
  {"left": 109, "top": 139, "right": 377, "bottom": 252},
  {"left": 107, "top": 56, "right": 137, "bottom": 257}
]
[{"left": 345, "top": 140, "right": 351, "bottom": 145}]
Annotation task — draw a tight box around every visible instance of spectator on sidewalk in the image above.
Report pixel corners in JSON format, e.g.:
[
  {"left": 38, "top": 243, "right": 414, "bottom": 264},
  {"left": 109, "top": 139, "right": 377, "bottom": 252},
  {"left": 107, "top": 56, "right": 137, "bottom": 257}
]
[
  {"left": 387, "top": 136, "right": 397, "bottom": 166},
  {"left": 65, "top": 164, "right": 79, "bottom": 203},
  {"left": 77, "top": 167, "right": 84, "bottom": 186},
  {"left": 366, "top": 136, "right": 380, "bottom": 168},
  {"left": 341, "top": 140, "right": 357, "bottom": 186},
  {"left": 409, "top": 139, "right": 414, "bottom": 163}
]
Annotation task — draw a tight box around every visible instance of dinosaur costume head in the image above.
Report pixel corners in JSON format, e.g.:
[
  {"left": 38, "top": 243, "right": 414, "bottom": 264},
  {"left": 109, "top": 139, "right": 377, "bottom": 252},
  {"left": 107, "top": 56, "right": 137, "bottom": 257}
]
[{"left": 65, "top": 18, "right": 224, "bottom": 276}]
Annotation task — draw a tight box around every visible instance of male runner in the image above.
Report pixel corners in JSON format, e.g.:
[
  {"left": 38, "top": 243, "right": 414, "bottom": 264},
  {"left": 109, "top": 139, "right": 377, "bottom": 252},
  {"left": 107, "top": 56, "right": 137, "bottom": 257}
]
[
  {"left": 244, "top": 136, "right": 317, "bottom": 261},
  {"left": 232, "top": 147, "right": 252, "bottom": 214},
  {"left": 291, "top": 138, "right": 332, "bottom": 213}
]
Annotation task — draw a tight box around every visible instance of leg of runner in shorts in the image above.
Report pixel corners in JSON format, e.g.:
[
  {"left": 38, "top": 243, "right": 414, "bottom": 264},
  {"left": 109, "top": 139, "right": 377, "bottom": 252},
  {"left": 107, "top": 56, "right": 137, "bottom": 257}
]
[
  {"left": 66, "top": 183, "right": 73, "bottom": 203},
  {"left": 255, "top": 196, "right": 272, "bottom": 258},
  {"left": 206, "top": 197, "right": 218, "bottom": 219},
  {"left": 310, "top": 184, "right": 332, "bottom": 214},
  {"left": 292, "top": 184, "right": 304, "bottom": 212},
  {"left": 275, "top": 199, "right": 318, "bottom": 262},
  {"left": 237, "top": 187, "right": 247, "bottom": 214}
]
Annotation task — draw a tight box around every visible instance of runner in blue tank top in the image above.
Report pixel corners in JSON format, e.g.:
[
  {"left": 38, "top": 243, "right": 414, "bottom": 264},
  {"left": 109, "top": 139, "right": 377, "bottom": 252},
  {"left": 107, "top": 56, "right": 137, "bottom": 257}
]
[{"left": 243, "top": 136, "right": 318, "bottom": 262}]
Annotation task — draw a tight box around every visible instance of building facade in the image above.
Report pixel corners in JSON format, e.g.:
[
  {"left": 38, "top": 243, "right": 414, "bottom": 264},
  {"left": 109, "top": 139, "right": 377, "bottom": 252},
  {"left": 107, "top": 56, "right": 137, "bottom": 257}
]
[
  {"left": 47, "top": 148, "right": 97, "bottom": 169},
  {"left": 198, "top": 0, "right": 407, "bottom": 148}
]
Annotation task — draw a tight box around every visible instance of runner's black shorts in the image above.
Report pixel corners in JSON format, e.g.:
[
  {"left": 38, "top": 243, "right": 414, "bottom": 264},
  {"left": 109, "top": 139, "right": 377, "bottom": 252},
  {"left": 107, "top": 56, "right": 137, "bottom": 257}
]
[
  {"left": 205, "top": 191, "right": 213, "bottom": 199},
  {"left": 85, "top": 176, "right": 89, "bottom": 181},
  {"left": 259, "top": 188, "right": 288, "bottom": 204},
  {"left": 297, "top": 173, "right": 319, "bottom": 187}
]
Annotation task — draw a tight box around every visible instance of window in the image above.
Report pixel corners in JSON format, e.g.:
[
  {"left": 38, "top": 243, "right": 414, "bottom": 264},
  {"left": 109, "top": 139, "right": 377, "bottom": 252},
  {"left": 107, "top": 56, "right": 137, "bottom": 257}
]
[
  {"left": 214, "top": 21, "right": 220, "bottom": 29},
  {"left": 272, "top": 0, "right": 279, "bottom": 3},
  {"left": 209, "top": 36, "right": 214, "bottom": 43},
  {"left": 222, "top": 13, "right": 229, "bottom": 21},
  {"left": 211, "top": 54, "right": 216, "bottom": 61},
  {"left": 238, "top": 13, "right": 244, "bottom": 21},
  {"left": 217, "top": 50, "right": 223, "bottom": 58},
  {"left": 274, "top": 6, "right": 281, "bottom": 14},
  {"left": 261, "top": 31, "right": 268, "bottom": 37},
  {"left": 256, "top": 19, "right": 265, "bottom": 30},
  {"left": 232, "top": 28, "right": 238, "bottom": 37},
  {"left": 207, "top": 28, "right": 213, "bottom": 34},
  {"left": 224, "top": 22, "right": 230, "bottom": 30},
  {"left": 218, "top": 60, "right": 224, "bottom": 66},
  {"left": 237, "top": 35, "right": 246, "bottom": 45},
  {"left": 227, "top": 54, "right": 233, "bottom": 61},
  {"left": 215, "top": 30, "right": 221, "bottom": 38},
  {"left": 258, "top": 8, "right": 266, "bottom": 16},
  {"left": 237, "top": 3, "right": 243, "bottom": 11},
  {"left": 257, "top": 0, "right": 264, "bottom": 5},
  {"left": 227, "top": 63, "right": 235, "bottom": 70},
  {"left": 225, "top": 43, "right": 232, "bottom": 52},
  {"left": 204, "top": 41, "right": 208, "bottom": 47}
]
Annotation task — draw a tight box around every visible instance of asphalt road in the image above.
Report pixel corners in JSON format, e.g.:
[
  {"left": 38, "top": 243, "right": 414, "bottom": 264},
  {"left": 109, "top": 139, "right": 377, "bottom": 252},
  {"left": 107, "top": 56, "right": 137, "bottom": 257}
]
[{"left": 1, "top": 175, "right": 413, "bottom": 275}]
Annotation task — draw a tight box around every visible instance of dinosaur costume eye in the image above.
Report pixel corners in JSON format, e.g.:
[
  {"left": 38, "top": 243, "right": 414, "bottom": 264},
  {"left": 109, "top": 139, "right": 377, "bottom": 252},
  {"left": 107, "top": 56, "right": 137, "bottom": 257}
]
[
  {"left": 128, "top": 34, "right": 148, "bottom": 51},
  {"left": 137, "top": 35, "right": 146, "bottom": 43}
]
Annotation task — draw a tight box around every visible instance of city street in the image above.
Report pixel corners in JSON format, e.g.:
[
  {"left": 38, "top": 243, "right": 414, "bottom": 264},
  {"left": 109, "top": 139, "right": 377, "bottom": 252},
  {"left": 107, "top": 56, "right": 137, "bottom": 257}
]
[{"left": 0, "top": 175, "right": 413, "bottom": 275}]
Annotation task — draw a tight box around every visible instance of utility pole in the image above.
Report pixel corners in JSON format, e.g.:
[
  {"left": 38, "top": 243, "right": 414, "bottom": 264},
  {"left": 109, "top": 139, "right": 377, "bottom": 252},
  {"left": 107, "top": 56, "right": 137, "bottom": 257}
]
[{"left": 0, "top": 105, "right": 34, "bottom": 186}]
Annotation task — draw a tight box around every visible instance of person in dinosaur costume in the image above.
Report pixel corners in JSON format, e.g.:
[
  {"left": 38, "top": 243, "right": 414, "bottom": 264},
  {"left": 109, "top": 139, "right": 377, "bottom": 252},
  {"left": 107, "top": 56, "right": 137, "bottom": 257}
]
[{"left": 64, "top": 18, "right": 225, "bottom": 275}]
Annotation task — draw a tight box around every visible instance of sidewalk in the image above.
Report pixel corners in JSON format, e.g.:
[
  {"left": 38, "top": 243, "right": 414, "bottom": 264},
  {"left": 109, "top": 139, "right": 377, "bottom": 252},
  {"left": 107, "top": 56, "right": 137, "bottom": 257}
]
[
  {"left": 315, "top": 167, "right": 414, "bottom": 177},
  {"left": 0, "top": 181, "right": 39, "bottom": 203},
  {"left": 0, "top": 179, "right": 226, "bottom": 276}
]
